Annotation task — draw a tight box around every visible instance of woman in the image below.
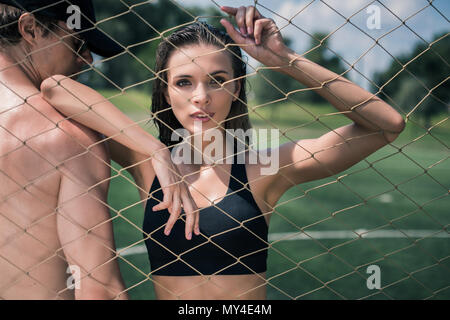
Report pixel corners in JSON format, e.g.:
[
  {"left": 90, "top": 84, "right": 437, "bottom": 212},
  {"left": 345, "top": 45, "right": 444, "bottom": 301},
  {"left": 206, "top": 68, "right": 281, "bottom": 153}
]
[{"left": 41, "top": 6, "right": 405, "bottom": 299}]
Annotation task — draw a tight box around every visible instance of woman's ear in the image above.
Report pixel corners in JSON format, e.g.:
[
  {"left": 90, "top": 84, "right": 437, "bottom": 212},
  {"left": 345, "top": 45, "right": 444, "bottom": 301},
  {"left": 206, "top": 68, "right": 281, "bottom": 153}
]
[
  {"left": 17, "top": 13, "right": 39, "bottom": 45},
  {"left": 164, "top": 88, "right": 171, "bottom": 105},
  {"left": 232, "top": 79, "right": 241, "bottom": 101}
]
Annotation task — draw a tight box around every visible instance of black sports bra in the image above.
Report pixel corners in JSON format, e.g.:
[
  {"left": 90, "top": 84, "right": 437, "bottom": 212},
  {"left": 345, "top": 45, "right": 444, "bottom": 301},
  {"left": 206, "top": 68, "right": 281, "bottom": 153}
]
[{"left": 142, "top": 149, "right": 269, "bottom": 276}]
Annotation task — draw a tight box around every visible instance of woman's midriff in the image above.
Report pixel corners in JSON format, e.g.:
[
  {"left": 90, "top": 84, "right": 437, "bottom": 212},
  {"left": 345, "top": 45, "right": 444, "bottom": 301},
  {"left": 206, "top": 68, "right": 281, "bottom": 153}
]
[{"left": 152, "top": 273, "right": 267, "bottom": 300}]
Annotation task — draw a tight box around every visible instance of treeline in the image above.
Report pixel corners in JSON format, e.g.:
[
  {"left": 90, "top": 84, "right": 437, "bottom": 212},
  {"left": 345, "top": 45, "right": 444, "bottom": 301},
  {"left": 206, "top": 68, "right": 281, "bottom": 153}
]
[
  {"left": 85, "top": 1, "right": 223, "bottom": 90},
  {"left": 373, "top": 32, "right": 449, "bottom": 128}
]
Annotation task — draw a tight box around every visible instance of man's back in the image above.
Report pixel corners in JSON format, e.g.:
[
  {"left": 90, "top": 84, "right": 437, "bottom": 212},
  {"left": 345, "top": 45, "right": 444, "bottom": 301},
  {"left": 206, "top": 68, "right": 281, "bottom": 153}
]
[{"left": 0, "top": 83, "right": 125, "bottom": 299}]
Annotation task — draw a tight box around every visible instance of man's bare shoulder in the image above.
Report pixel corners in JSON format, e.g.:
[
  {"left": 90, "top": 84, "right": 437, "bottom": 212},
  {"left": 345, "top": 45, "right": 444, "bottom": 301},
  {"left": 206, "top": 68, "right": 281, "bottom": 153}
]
[{"left": 22, "top": 95, "right": 108, "bottom": 164}]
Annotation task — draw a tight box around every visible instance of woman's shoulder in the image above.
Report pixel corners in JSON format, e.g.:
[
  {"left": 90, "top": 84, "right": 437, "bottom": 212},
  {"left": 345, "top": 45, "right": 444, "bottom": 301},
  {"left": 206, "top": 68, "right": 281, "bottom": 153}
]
[
  {"left": 241, "top": 147, "right": 280, "bottom": 178},
  {"left": 238, "top": 150, "right": 277, "bottom": 222},
  {"left": 241, "top": 148, "right": 280, "bottom": 200}
]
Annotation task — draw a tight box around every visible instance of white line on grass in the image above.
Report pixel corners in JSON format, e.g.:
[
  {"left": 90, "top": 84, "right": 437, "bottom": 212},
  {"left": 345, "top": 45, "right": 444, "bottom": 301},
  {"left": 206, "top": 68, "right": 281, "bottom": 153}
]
[{"left": 117, "top": 229, "right": 449, "bottom": 257}]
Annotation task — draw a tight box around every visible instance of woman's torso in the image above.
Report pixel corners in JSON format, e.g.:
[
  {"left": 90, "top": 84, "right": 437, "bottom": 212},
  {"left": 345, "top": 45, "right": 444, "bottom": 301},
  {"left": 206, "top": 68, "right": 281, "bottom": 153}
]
[{"left": 134, "top": 148, "right": 279, "bottom": 299}]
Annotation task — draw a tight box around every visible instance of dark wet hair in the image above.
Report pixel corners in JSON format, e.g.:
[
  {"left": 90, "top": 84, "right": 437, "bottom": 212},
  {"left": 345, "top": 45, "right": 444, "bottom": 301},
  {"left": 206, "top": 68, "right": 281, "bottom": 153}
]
[
  {"left": 0, "top": 4, "right": 59, "bottom": 48},
  {"left": 151, "top": 22, "right": 251, "bottom": 148}
]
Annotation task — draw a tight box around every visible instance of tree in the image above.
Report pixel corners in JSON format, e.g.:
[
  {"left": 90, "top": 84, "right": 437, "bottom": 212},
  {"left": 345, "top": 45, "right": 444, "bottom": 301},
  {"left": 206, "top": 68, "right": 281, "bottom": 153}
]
[
  {"left": 84, "top": 1, "right": 223, "bottom": 91},
  {"left": 373, "top": 32, "right": 449, "bottom": 128}
]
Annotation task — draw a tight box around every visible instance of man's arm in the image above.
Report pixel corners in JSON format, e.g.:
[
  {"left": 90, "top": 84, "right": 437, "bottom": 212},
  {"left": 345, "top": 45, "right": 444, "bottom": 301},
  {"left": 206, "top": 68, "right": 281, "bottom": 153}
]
[
  {"left": 57, "top": 142, "right": 128, "bottom": 300},
  {"left": 41, "top": 75, "right": 200, "bottom": 239}
]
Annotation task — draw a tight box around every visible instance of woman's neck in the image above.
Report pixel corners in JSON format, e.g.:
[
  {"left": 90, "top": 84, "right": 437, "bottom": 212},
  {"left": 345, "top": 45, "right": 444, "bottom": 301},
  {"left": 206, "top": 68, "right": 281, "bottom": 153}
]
[{"left": 172, "top": 128, "right": 235, "bottom": 168}]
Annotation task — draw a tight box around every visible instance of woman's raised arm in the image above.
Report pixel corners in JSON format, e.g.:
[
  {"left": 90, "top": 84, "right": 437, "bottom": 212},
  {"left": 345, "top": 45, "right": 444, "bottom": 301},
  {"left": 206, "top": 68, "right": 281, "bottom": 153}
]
[{"left": 220, "top": 5, "right": 405, "bottom": 199}]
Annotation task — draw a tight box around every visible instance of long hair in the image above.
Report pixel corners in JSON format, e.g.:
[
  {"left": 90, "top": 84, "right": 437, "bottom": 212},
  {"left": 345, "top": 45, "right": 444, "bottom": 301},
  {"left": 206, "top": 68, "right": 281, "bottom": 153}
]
[{"left": 151, "top": 22, "right": 251, "bottom": 148}]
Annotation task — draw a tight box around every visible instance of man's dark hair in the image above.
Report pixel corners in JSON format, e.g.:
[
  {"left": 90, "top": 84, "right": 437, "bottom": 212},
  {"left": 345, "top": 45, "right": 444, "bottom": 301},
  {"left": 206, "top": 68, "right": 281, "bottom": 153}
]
[{"left": 0, "top": 4, "right": 58, "bottom": 48}]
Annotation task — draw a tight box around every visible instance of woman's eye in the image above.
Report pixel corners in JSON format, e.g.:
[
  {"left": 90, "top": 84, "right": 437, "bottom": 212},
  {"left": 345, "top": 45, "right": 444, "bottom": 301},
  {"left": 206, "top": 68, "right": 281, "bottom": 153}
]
[
  {"left": 210, "top": 77, "right": 226, "bottom": 86},
  {"left": 176, "top": 79, "right": 191, "bottom": 87}
]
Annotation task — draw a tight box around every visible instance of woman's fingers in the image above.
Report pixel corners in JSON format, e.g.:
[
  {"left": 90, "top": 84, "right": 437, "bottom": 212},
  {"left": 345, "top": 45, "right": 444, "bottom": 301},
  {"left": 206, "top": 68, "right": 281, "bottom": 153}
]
[
  {"left": 149, "top": 147, "right": 200, "bottom": 240},
  {"left": 164, "top": 204, "right": 179, "bottom": 236},
  {"left": 180, "top": 183, "right": 199, "bottom": 240},
  {"left": 181, "top": 185, "right": 200, "bottom": 236},
  {"left": 172, "top": 184, "right": 181, "bottom": 217},
  {"left": 183, "top": 206, "right": 194, "bottom": 240},
  {"left": 220, "top": 18, "right": 245, "bottom": 44},
  {"left": 194, "top": 210, "right": 200, "bottom": 236},
  {"left": 220, "top": 5, "right": 238, "bottom": 15},
  {"left": 164, "top": 185, "right": 179, "bottom": 236},
  {"left": 153, "top": 185, "right": 177, "bottom": 235},
  {"left": 235, "top": 6, "right": 247, "bottom": 35},
  {"left": 221, "top": 5, "right": 265, "bottom": 38},
  {"left": 152, "top": 185, "right": 173, "bottom": 212},
  {"left": 245, "top": 5, "right": 255, "bottom": 35},
  {"left": 153, "top": 176, "right": 199, "bottom": 240},
  {"left": 254, "top": 18, "right": 272, "bottom": 45}
]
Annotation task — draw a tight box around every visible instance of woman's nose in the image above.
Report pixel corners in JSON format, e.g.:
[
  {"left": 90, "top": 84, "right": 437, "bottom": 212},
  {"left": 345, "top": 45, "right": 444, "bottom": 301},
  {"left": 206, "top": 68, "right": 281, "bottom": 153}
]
[{"left": 190, "top": 84, "right": 210, "bottom": 106}]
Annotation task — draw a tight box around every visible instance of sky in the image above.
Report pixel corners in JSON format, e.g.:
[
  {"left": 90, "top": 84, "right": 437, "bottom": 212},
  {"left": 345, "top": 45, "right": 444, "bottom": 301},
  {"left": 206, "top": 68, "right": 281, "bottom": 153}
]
[{"left": 173, "top": 0, "right": 449, "bottom": 90}]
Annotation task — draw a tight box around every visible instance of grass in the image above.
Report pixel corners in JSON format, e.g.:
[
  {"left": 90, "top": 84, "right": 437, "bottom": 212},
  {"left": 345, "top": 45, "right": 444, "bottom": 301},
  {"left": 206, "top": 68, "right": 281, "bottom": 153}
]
[{"left": 102, "top": 89, "right": 449, "bottom": 300}]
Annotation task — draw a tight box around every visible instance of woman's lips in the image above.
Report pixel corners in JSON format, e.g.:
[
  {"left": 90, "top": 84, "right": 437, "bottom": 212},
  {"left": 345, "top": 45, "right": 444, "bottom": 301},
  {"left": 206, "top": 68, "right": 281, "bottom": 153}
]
[{"left": 190, "top": 112, "right": 215, "bottom": 122}]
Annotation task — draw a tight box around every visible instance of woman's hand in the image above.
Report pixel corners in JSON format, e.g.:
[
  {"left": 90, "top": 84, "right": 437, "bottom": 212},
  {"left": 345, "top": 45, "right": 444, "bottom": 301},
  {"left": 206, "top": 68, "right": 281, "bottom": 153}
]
[
  {"left": 150, "top": 146, "right": 200, "bottom": 240},
  {"left": 220, "top": 5, "right": 292, "bottom": 67}
]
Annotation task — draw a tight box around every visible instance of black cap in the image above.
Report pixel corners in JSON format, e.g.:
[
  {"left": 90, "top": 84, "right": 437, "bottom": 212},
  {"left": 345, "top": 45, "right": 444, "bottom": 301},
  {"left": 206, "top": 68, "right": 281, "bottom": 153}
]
[{"left": 0, "top": 0, "right": 123, "bottom": 57}]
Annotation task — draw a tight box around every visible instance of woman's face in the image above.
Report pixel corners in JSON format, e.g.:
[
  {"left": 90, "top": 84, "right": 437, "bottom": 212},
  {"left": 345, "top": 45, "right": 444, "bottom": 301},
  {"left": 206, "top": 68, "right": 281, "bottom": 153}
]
[{"left": 164, "top": 43, "right": 240, "bottom": 135}]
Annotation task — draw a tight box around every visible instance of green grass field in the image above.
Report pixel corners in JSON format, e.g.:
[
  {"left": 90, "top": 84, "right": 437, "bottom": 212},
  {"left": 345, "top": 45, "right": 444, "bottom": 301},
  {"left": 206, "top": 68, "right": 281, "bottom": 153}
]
[{"left": 103, "top": 90, "right": 449, "bottom": 300}]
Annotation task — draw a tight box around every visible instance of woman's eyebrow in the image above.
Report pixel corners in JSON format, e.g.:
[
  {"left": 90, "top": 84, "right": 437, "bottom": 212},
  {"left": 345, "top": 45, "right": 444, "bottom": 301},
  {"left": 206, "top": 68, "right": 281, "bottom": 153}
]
[
  {"left": 209, "top": 70, "right": 229, "bottom": 76},
  {"left": 173, "top": 70, "right": 230, "bottom": 78}
]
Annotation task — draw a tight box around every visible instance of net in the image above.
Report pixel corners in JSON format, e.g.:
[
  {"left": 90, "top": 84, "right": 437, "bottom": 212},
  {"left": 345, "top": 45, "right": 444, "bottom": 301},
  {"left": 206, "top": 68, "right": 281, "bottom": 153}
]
[{"left": 0, "top": 0, "right": 448, "bottom": 300}]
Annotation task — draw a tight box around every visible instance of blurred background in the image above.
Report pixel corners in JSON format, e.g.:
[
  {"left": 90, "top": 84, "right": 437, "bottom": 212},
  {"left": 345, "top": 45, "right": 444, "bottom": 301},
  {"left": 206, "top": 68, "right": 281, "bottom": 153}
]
[{"left": 79, "top": 0, "right": 449, "bottom": 299}]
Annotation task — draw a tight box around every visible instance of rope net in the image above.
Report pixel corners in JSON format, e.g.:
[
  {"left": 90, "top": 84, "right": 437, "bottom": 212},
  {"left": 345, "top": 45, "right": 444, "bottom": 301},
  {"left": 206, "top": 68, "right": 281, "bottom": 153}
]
[{"left": 0, "top": 0, "right": 448, "bottom": 299}]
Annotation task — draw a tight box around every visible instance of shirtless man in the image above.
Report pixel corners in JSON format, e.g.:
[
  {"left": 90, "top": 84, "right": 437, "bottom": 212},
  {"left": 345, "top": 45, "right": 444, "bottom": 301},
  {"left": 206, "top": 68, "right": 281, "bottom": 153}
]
[
  {"left": 0, "top": 0, "right": 133, "bottom": 299},
  {"left": 0, "top": 0, "right": 199, "bottom": 300}
]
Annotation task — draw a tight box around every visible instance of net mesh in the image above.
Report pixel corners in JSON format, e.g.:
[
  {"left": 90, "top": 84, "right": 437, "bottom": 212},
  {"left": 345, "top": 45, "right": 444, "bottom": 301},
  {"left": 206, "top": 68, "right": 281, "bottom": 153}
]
[{"left": 0, "top": 0, "right": 448, "bottom": 300}]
